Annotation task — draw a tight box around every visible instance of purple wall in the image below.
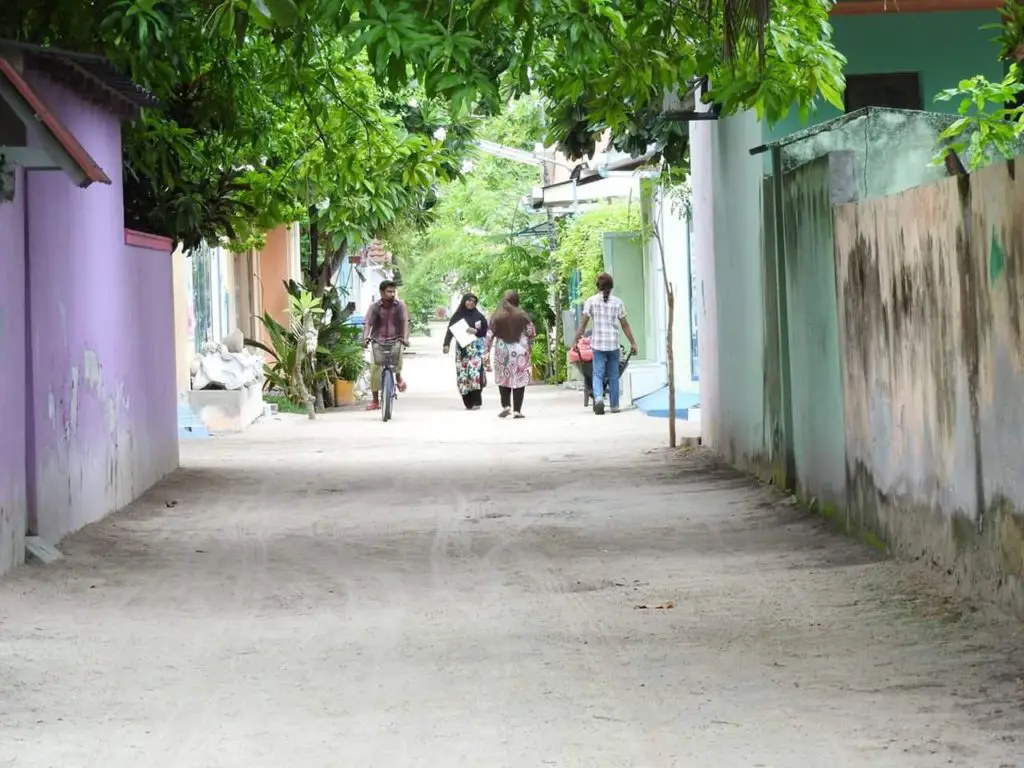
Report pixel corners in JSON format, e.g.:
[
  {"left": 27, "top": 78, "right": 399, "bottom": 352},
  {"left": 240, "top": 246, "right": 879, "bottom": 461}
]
[
  {"left": 124, "top": 237, "right": 179, "bottom": 492},
  {"left": 0, "top": 167, "right": 27, "bottom": 573},
  {"left": 23, "top": 73, "right": 178, "bottom": 544}
]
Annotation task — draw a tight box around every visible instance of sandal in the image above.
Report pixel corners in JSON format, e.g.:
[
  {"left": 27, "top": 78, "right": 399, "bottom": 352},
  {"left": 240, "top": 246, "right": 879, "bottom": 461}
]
[{"left": 366, "top": 401, "right": 380, "bottom": 411}]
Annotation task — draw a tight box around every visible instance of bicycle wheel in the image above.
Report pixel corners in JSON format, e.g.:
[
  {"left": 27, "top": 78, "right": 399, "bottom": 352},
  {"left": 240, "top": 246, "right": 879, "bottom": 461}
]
[{"left": 381, "top": 368, "right": 395, "bottom": 422}]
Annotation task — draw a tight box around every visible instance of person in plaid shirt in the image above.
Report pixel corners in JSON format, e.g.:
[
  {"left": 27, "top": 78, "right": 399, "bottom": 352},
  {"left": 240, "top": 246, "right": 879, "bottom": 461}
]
[{"left": 572, "top": 272, "right": 638, "bottom": 415}]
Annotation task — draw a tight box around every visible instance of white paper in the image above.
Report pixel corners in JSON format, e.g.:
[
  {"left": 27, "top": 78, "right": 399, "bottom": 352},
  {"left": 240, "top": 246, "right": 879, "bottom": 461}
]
[{"left": 449, "top": 318, "right": 478, "bottom": 348}]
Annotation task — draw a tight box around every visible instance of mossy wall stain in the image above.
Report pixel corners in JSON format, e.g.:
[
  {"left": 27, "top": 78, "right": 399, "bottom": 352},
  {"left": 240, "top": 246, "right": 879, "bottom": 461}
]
[
  {"left": 989, "top": 230, "right": 1006, "bottom": 285},
  {"left": 780, "top": 155, "right": 847, "bottom": 510},
  {"left": 830, "top": 160, "right": 1024, "bottom": 620}
]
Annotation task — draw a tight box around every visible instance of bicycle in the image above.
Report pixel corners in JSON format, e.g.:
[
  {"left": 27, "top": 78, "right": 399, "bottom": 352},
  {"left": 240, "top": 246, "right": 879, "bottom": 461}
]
[{"left": 370, "top": 337, "right": 407, "bottom": 422}]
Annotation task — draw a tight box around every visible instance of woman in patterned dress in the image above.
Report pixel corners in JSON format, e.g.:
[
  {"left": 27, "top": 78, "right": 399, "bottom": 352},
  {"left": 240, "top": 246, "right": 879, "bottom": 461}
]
[
  {"left": 485, "top": 290, "right": 536, "bottom": 419},
  {"left": 443, "top": 293, "right": 488, "bottom": 409}
]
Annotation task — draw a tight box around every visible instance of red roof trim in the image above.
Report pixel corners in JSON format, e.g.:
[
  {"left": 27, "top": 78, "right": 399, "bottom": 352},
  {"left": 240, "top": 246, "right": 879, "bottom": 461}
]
[
  {"left": 832, "top": 0, "right": 1001, "bottom": 15},
  {"left": 124, "top": 229, "right": 173, "bottom": 252},
  {"left": 0, "top": 55, "right": 111, "bottom": 187}
]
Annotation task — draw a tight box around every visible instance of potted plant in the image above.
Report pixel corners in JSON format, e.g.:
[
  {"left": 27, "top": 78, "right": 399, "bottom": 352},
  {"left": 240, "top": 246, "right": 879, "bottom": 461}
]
[{"left": 333, "top": 347, "right": 365, "bottom": 405}]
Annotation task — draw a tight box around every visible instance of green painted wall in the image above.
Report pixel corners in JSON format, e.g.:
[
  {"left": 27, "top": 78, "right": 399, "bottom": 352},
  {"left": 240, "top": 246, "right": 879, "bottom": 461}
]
[
  {"left": 765, "top": 10, "right": 1003, "bottom": 144},
  {"left": 761, "top": 173, "right": 786, "bottom": 484},
  {"left": 781, "top": 155, "right": 849, "bottom": 509},
  {"left": 603, "top": 232, "right": 647, "bottom": 359},
  {"left": 704, "top": 10, "right": 1005, "bottom": 496},
  {"left": 709, "top": 110, "right": 771, "bottom": 471}
]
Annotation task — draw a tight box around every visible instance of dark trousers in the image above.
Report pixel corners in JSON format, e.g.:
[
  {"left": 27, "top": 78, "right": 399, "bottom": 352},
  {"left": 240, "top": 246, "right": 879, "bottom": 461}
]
[
  {"left": 461, "top": 390, "right": 483, "bottom": 409},
  {"left": 499, "top": 386, "right": 525, "bottom": 412}
]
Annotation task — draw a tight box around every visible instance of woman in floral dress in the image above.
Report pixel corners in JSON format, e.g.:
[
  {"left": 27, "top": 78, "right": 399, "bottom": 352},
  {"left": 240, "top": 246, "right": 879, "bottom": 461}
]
[
  {"left": 443, "top": 293, "right": 488, "bottom": 409},
  {"left": 485, "top": 290, "right": 536, "bottom": 419}
]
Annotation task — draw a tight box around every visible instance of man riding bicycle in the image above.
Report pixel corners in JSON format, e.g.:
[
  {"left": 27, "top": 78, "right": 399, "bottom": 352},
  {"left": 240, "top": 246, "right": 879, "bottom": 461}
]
[{"left": 363, "top": 280, "right": 409, "bottom": 410}]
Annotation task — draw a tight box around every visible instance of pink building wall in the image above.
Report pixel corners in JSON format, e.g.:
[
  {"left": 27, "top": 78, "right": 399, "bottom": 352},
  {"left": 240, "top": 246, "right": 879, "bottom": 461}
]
[
  {"left": 0, "top": 72, "right": 179, "bottom": 566},
  {"left": 0, "top": 167, "right": 27, "bottom": 573}
]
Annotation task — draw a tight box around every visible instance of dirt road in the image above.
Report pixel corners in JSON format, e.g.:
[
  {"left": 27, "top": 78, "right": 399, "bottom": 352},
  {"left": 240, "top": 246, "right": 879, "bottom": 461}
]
[{"left": 1, "top": 330, "right": 1023, "bottom": 767}]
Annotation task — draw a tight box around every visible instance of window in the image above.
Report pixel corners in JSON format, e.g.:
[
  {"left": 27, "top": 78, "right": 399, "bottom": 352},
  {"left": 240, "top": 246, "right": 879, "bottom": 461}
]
[{"left": 844, "top": 72, "right": 923, "bottom": 113}]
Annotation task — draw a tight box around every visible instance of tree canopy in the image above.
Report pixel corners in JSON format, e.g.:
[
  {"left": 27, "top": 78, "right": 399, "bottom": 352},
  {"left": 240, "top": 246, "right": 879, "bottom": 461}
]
[
  {"left": 1, "top": 0, "right": 848, "bottom": 259},
  {"left": 207, "top": 0, "right": 847, "bottom": 163},
  {"left": 0, "top": 0, "right": 470, "bottom": 269}
]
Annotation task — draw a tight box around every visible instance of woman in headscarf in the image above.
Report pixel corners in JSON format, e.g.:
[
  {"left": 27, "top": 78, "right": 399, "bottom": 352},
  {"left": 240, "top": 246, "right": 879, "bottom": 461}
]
[
  {"left": 485, "top": 290, "right": 536, "bottom": 419},
  {"left": 443, "top": 293, "right": 488, "bottom": 410}
]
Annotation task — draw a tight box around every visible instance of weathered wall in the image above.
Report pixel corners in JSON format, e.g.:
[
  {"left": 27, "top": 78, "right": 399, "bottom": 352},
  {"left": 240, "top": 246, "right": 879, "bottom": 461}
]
[
  {"left": 834, "top": 159, "right": 1024, "bottom": 617},
  {"left": 780, "top": 109, "right": 957, "bottom": 200},
  {"left": 0, "top": 168, "right": 27, "bottom": 574},
  {"left": 781, "top": 155, "right": 852, "bottom": 511},
  {"left": 709, "top": 110, "right": 768, "bottom": 471},
  {"left": 24, "top": 74, "right": 178, "bottom": 544}
]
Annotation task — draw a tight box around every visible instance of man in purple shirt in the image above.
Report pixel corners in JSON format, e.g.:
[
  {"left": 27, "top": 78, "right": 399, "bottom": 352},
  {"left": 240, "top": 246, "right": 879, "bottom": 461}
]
[{"left": 363, "top": 280, "right": 410, "bottom": 410}]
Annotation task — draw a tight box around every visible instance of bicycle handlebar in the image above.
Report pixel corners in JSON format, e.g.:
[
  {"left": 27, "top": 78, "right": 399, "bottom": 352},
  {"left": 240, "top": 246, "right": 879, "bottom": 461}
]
[{"left": 367, "top": 337, "right": 409, "bottom": 347}]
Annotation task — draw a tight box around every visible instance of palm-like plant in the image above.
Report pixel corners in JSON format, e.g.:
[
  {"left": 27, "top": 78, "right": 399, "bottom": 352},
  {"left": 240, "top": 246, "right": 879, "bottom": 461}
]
[{"left": 247, "top": 279, "right": 365, "bottom": 413}]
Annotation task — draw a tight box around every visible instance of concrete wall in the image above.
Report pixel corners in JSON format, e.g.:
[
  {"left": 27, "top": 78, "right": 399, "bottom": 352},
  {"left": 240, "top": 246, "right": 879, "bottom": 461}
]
[
  {"left": 258, "top": 225, "right": 294, "bottom": 338},
  {"left": 691, "top": 87, "right": 719, "bottom": 444},
  {"left": 781, "top": 155, "right": 853, "bottom": 511},
  {"left": 24, "top": 74, "right": 178, "bottom": 545},
  {"left": 703, "top": 103, "right": 987, "bottom": 478},
  {"left": 171, "top": 245, "right": 193, "bottom": 395},
  {"left": 648, "top": 189, "right": 695, "bottom": 384},
  {"left": 834, "top": 158, "right": 1024, "bottom": 618},
  {"left": 709, "top": 110, "right": 768, "bottom": 470},
  {"left": 765, "top": 9, "right": 1003, "bottom": 144},
  {"left": 208, "top": 245, "right": 236, "bottom": 343},
  {"left": 0, "top": 168, "right": 27, "bottom": 574},
  {"left": 779, "top": 109, "right": 960, "bottom": 200}
]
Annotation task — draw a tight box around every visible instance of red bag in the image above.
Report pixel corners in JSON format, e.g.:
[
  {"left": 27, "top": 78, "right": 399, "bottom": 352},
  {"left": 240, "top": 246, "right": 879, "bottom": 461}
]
[{"left": 568, "top": 336, "right": 593, "bottom": 363}]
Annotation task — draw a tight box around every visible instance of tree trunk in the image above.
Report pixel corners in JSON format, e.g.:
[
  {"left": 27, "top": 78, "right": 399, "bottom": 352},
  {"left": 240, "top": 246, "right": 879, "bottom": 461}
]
[
  {"left": 294, "top": 341, "right": 315, "bottom": 420},
  {"left": 666, "top": 286, "right": 677, "bottom": 448},
  {"left": 313, "top": 239, "right": 346, "bottom": 295},
  {"left": 651, "top": 197, "right": 677, "bottom": 449},
  {"left": 307, "top": 207, "right": 319, "bottom": 286}
]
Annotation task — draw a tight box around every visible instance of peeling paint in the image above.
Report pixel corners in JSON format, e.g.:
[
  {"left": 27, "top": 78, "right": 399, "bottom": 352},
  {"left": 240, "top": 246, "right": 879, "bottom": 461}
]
[
  {"left": 1, "top": 73, "right": 180, "bottom": 575},
  {"left": 70, "top": 365, "right": 79, "bottom": 427},
  {"left": 36, "top": 349, "right": 142, "bottom": 542},
  {"left": 83, "top": 349, "right": 103, "bottom": 390}
]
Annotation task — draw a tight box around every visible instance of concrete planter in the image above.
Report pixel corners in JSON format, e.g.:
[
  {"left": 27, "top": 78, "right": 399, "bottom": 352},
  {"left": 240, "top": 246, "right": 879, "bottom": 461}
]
[{"left": 187, "top": 383, "right": 264, "bottom": 433}]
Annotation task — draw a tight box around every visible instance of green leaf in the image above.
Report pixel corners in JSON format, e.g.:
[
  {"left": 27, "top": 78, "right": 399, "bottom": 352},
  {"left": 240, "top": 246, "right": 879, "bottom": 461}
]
[{"left": 263, "top": 0, "right": 298, "bottom": 26}]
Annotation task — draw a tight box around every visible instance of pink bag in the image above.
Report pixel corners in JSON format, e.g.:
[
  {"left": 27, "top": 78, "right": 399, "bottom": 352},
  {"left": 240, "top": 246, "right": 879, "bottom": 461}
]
[{"left": 568, "top": 336, "right": 593, "bottom": 363}]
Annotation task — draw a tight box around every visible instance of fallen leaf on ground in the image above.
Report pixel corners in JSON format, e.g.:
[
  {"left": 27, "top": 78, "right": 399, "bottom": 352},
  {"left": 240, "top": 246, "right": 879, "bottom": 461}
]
[{"left": 636, "top": 602, "right": 674, "bottom": 610}]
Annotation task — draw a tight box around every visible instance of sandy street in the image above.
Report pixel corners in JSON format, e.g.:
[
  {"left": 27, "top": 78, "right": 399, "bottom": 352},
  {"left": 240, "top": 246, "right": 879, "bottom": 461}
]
[{"left": 1, "top": 329, "right": 1023, "bottom": 767}]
